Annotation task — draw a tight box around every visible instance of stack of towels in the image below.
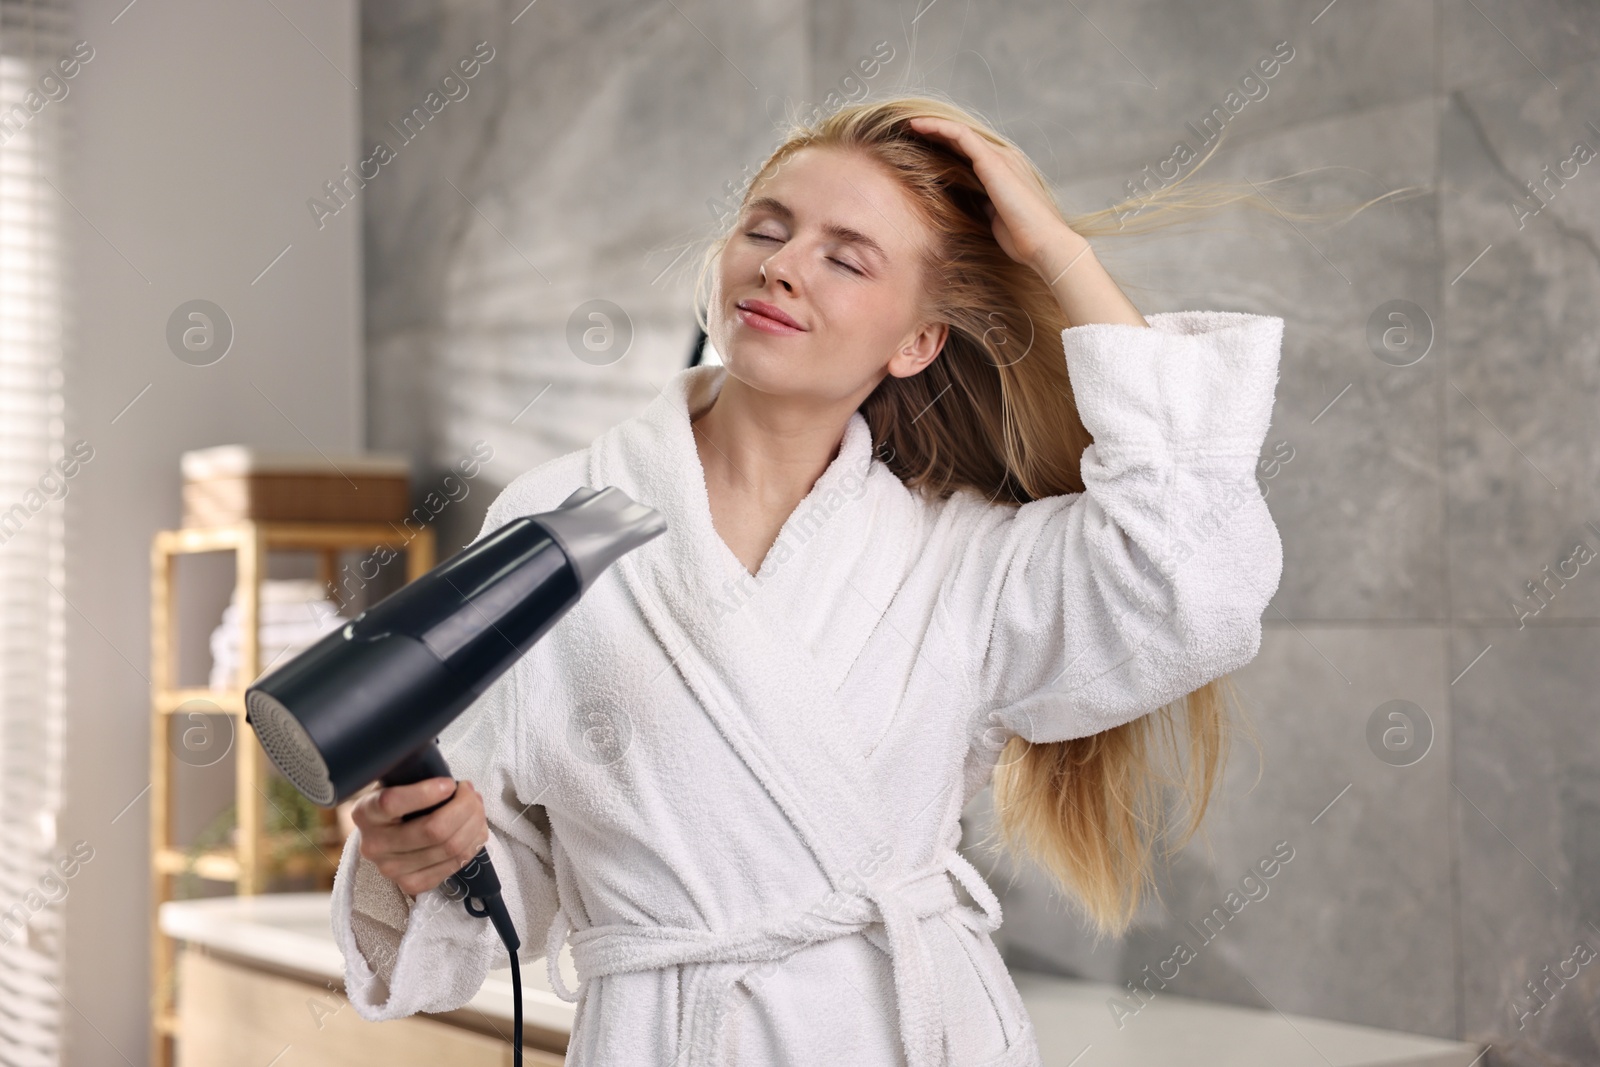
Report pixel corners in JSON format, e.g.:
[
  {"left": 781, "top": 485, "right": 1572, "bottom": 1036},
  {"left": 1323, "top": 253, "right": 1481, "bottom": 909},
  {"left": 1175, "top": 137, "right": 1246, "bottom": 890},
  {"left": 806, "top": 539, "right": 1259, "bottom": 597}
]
[{"left": 209, "top": 578, "right": 350, "bottom": 691}]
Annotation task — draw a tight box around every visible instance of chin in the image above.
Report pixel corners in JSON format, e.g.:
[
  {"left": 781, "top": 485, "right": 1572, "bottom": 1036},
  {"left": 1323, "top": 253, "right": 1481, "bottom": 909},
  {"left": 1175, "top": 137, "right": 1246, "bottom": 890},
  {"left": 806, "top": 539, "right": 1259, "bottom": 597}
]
[
  {"left": 727, "top": 344, "right": 830, "bottom": 399},
  {"left": 717, "top": 348, "right": 789, "bottom": 394}
]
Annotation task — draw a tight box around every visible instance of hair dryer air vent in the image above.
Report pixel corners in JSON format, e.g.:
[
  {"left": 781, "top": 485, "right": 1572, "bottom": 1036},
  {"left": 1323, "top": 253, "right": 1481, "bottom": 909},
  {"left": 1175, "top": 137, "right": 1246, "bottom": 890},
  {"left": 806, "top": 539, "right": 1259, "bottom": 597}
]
[{"left": 247, "top": 688, "right": 336, "bottom": 806}]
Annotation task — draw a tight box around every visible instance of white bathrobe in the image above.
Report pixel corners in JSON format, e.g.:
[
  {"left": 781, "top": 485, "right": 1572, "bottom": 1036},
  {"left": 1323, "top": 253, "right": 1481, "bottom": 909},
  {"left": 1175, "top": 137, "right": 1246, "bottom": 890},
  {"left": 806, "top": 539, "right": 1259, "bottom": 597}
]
[{"left": 330, "top": 309, "right": 1286, "bottom": 1066}]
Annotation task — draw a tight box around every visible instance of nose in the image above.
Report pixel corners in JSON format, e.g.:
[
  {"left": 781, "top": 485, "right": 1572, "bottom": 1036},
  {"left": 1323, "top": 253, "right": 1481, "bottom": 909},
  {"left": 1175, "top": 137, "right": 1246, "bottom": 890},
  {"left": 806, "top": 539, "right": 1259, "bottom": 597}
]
[{"left": 759, "top": 257, "right": 795, "bottom": 292}]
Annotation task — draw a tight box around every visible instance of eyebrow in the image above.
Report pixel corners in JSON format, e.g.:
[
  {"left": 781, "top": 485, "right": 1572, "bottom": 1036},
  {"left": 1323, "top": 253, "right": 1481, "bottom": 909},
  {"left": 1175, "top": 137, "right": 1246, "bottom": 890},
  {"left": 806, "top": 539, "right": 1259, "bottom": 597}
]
[{"left": 743, "top": 196, "right": 889, "bottom": 265}]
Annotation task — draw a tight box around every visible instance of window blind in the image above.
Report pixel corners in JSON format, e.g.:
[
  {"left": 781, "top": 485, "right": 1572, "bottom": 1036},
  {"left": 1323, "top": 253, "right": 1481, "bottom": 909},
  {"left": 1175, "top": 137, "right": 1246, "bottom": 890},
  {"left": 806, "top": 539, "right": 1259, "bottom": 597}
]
[{"left": 0, "top": 1, "right": 75, "bottom": 1065}]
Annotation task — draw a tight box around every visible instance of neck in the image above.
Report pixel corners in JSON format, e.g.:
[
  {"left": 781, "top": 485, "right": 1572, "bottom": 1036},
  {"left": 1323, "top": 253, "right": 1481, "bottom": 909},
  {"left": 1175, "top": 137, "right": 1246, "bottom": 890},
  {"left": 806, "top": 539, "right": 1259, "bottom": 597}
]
[{"left": 691, "top": 371, "right": 852, "bottom": 506}]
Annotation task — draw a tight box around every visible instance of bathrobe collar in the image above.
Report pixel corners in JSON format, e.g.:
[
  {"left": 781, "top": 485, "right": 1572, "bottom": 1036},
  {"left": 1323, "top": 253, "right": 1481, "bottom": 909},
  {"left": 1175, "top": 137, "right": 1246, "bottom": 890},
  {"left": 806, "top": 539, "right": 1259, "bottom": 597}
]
[
  {"left": 585, "top": 357, "right": 895, "bottom": 899},
  {"left": 588, "top": 362, "right": 896, "bottom": 699},
  {"left": 611, "top": 363, "right": 876, "bottom": 580}
]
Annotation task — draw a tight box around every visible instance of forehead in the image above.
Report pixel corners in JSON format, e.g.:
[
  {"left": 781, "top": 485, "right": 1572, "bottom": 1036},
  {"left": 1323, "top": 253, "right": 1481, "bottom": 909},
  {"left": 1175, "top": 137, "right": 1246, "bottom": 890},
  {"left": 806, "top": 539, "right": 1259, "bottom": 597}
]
[{"left": 746, "top": 145, "right": 930, "bottom": 264}]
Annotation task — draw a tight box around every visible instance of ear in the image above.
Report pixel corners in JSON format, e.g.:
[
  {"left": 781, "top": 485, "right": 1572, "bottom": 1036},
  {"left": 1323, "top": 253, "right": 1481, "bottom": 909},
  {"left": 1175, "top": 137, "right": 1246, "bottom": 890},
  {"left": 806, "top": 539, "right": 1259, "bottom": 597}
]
[{"left": 885, "top": 320, "right": 949, "bottom": 379}]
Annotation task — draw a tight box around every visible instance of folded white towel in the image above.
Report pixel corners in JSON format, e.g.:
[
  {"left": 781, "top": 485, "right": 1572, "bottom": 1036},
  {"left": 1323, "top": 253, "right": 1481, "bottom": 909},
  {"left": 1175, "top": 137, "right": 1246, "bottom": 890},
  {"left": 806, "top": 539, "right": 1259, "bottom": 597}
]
[
  {"left": 220, "top": 599, "right": 341, "bottom": 626},
  {"left": 211, "top": 616, "right": 342, "bottom": 652},
  {"left": 207, "top": 579, "right": 349, "bottom": 690},
  {"left": 240, "top": 577, "right": 331, "bottom": 604}
]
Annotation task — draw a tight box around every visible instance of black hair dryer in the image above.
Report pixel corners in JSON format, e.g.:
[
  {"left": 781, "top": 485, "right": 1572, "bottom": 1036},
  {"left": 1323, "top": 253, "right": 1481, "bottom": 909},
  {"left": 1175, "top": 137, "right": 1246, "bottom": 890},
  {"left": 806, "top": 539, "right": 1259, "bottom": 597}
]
[{"left": 243, "top": 485, "right": 664, "bottom": 1061}]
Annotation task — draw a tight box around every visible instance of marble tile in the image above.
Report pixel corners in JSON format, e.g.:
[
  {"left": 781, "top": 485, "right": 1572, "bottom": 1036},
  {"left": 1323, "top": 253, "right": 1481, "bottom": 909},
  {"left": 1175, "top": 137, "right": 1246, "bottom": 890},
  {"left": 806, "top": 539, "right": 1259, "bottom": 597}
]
[
  {"left": 811, "top": 0, "right": 1433, "bottom": 183},
  {"left": 1450, "top": 624, "right": 1600, "bottom": 1065},
  {"left": 363, "top": 0, "right": 811, "bottom": 495},
  {"left": 1441, "top": 0, "right": 1600, "bottom": 96},
  {"left": 964, "top": 624, "right": 1460, "bottom": 1039},
  {"left": 361, "top": 1, "right": 511, "bottom": 332},
  {"left": 1045, "top": 96, "right": 1444, "bottom": 622},
  {"left": 1440, "top": 60, "right": 1600, "bottom": 623}
]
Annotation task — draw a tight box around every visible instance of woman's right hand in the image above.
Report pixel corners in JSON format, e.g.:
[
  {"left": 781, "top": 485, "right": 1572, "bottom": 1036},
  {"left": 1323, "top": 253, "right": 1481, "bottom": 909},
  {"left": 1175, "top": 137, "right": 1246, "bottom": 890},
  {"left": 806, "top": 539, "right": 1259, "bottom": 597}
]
[{"left": 352, "top": 776, "right": 489, "bottom": 897}]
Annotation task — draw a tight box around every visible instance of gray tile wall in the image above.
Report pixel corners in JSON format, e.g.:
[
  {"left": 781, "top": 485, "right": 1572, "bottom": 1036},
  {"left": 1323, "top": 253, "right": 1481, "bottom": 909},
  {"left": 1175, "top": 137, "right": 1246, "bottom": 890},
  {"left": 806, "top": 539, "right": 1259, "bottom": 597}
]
[{"left": 360, "top": 2, "right": 1600, "bottom": 1062}]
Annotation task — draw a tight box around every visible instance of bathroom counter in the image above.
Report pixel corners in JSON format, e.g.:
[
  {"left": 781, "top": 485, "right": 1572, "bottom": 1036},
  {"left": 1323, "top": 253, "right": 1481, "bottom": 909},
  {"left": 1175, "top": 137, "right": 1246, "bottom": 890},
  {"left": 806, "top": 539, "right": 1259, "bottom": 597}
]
[
  {"left": 160, "top": 890, "right": 578, "bottom": 1035},
  {"left": 160, "top": 893, "right": 1483, "bottom": 1066},
  {"left": 1010, "top": 970, "right": 1482, "bottom": 1066}
]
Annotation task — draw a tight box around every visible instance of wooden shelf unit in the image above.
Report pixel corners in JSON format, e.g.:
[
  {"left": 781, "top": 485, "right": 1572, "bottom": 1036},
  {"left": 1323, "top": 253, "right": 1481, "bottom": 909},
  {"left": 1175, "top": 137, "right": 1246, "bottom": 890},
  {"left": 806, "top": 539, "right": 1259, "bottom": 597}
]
[{"left": 148, "top": 520, "right": 436, "bottom": 1067}]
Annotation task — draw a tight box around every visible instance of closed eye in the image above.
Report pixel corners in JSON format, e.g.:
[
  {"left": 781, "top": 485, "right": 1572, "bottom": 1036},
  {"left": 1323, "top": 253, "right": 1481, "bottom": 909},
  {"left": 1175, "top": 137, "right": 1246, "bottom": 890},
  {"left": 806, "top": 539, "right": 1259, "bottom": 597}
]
[{"left": 743, "top": 232, "right": 864, "bottom": 276}]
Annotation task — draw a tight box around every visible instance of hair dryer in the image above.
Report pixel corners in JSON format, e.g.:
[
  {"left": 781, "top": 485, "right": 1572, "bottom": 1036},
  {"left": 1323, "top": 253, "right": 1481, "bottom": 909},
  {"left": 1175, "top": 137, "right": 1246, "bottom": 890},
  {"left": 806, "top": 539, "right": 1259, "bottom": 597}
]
[{"left": 243, "top": 484, "right": 665, "bottom": 1064}]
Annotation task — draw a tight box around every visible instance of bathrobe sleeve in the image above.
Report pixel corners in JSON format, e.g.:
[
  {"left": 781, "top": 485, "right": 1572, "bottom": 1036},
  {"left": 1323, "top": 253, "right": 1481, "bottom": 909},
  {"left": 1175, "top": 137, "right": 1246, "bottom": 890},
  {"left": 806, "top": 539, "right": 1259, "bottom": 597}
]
[
  {"left": 942, "top": 310, "right": 1285, "bottom": 744},
  {"left": 327, "top": 659, "right": 560, "bottom": 1021}
]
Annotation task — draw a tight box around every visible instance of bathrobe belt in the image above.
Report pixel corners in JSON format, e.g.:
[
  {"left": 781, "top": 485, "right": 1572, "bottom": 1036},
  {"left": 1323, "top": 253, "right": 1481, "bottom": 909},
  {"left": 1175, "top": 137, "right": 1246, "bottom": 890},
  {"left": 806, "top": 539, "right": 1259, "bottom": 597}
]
[{"left": 542, "top": 846, "right": 1004, "bottom": 1067}]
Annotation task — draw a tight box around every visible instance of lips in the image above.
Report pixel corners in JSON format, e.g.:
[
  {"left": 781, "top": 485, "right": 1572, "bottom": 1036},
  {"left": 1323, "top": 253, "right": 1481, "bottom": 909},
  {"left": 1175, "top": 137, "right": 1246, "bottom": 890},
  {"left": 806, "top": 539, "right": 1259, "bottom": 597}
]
[{"left": 737, "top": 299, "right": 806, "bottom": 331}]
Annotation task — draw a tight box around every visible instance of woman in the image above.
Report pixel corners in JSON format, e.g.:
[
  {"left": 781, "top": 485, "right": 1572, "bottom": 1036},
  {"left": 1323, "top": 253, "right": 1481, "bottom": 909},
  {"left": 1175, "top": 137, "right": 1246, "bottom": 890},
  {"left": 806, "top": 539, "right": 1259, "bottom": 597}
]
[{"left": 331, "top": 95, "right": 1285, "bottom": 1066}]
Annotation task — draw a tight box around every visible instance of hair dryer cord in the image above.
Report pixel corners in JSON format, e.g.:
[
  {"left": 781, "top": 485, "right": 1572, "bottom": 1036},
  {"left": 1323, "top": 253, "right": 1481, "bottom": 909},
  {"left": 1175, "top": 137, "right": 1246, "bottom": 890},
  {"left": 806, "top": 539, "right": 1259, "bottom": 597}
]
[
  {"left": 449, "top": 852, "right": 523, "bottom": 1067},
  {"left": 386, "top": 750, "right": 527, "bottom": 1064}
]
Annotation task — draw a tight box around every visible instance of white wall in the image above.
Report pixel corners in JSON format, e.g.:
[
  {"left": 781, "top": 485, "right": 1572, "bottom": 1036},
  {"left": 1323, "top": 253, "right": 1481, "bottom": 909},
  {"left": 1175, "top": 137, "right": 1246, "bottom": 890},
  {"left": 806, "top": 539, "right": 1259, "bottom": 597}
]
[{"left": 61, "top": 1, "right": 362, "bottom": 1062}]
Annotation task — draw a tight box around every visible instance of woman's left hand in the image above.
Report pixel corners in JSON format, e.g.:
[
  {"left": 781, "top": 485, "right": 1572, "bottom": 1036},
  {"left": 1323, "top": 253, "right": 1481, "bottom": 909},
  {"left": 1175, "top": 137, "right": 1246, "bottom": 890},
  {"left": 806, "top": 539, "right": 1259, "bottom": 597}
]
[{"left": 906, "top": 115, "right": 1086, "bottom": 278}]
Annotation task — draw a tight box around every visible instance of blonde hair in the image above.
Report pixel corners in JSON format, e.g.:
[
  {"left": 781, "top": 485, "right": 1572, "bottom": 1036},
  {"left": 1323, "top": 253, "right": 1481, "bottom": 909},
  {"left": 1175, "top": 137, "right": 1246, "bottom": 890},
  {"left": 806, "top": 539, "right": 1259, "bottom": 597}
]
[{"left": 688, "top": 92, "right": 1424, "bottom": 939}]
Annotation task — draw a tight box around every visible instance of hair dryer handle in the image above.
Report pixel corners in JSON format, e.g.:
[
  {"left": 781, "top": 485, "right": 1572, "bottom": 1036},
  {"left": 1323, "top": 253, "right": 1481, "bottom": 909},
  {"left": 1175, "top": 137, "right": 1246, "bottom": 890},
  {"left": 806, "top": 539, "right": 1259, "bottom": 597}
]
[
  {"left": 374, "top": 740, "right": 522, "bottom": 953},
  {"left": 381, "top": 740, "right": 456, "bottom": 822}
]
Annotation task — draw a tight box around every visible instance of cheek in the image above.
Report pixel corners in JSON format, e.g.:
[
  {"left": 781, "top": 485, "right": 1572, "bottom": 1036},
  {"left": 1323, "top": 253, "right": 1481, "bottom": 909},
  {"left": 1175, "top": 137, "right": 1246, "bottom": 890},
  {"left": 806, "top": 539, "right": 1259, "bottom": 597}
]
[
  {"left": 711, "top": 253, "right": 750, "bottom": 317},
  {"left": 828, "top": 291, "right": 909, "bottom": 363},
  {"left": 719, "top": 242, "right": 757, "bottom": 285}
]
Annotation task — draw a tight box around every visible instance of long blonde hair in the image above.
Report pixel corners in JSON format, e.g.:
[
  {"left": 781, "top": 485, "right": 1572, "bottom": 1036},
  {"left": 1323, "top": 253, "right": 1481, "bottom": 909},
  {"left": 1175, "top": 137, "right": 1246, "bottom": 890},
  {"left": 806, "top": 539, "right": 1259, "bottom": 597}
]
[{"left": 688, "top": 92, "right": 1423, "bottom": 939}]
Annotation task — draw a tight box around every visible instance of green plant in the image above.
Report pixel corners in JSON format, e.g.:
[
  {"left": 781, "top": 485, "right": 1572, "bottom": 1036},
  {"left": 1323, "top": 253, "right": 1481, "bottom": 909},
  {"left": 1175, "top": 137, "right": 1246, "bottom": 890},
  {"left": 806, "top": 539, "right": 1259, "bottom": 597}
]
[{"left": 172, "top": 772, "right": 335, "bottom": 899}]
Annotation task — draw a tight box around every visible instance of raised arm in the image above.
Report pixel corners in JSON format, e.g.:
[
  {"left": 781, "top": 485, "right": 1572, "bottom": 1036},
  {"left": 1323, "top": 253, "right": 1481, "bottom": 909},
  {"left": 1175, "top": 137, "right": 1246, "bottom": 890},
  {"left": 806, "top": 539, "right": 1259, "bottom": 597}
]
[{"left": 936, "top": 310, "right": 1285, "bottom": 744}]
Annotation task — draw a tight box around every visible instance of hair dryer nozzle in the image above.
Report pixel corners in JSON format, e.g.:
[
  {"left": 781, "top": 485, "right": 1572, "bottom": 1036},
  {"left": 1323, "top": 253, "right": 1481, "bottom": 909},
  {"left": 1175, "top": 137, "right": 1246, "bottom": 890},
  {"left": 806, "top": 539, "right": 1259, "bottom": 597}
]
[{"left": 535, "top": 485, "right": 667, "bottom": 594}]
